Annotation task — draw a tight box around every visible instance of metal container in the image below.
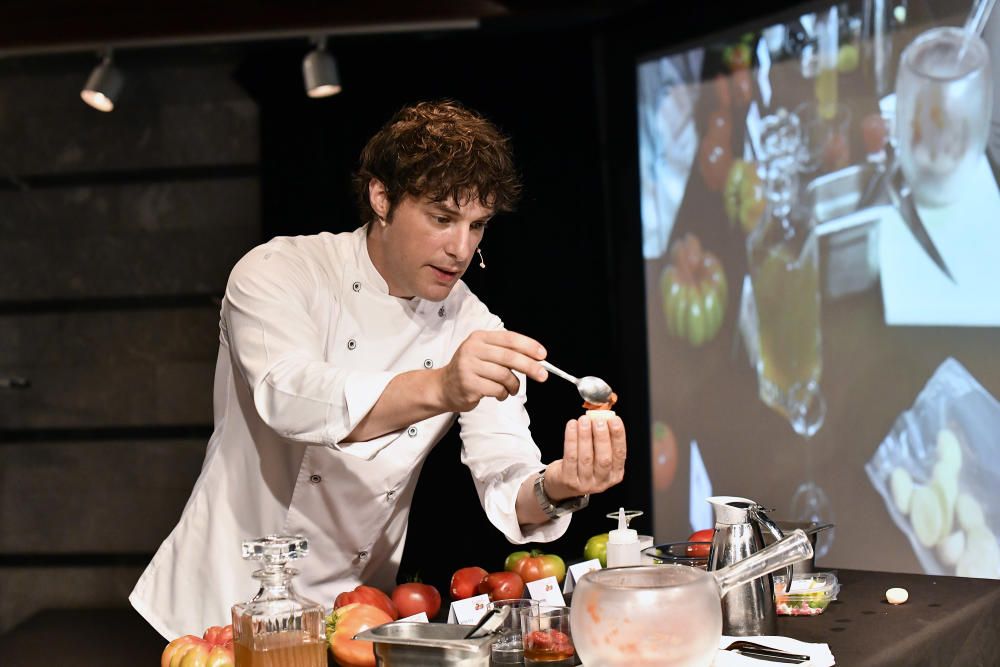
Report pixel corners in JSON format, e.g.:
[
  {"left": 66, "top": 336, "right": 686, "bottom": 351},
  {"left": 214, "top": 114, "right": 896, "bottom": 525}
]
[
  {"left": 806, "top": 163, "right": 893, "bottom": 299},
  {"left": 761, "top": 520, "right": 835, "bottom": 576},
  {"left": 353, "top": 622, "right": 494, "bottom": 666}
]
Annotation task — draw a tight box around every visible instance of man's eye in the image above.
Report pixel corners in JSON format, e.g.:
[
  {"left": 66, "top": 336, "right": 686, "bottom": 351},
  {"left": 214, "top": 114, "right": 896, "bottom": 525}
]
[
  {"left": 472, "top": 222, "right": 488, "bottom": 231},
  {"left": 435, "top": 216, "right": 450, "bottom": 224}
]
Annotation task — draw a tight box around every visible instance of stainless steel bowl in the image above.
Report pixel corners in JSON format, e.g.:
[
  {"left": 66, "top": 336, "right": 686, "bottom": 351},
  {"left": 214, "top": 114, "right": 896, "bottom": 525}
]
[{"left": 353, "top": 621, "right": 494, "bottom": 667}]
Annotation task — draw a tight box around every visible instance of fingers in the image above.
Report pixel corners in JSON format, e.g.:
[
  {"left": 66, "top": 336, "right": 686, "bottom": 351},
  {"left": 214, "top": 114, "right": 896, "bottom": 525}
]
[
  {"left": 575, "top": 416, "right": 595, "bottom": 489},
  {"left": 561, "top": 420, "right": 580, "bottom": 489},
  {"left": 476, "top": 330, "right": 548, "bottom": 382},
  {"left": 609, "top": 416, "right": 627, "bottom": 483},
  {"left": 591, "top": 418, "right": 615, "bottom": 486}
]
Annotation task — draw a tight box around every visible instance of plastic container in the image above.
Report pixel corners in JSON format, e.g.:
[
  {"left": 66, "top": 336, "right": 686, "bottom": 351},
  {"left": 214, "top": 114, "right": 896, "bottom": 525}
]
[
  {"left": 773, "top": 572, "right": 840, "bottom": 616},
  {"left": 606, "top": 507, "right": 640, "bottom": 568}
]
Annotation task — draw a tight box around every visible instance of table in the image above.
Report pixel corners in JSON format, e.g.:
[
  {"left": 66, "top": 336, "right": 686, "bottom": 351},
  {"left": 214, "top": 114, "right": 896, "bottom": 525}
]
[{"left": 1, "top": 569, "right": 998, "bottom": 666}]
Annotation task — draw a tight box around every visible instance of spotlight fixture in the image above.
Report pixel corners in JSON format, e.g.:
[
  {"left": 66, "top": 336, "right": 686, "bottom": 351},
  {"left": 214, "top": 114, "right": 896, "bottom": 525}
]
[
  {"left": 81, "top": 51, "right": 124, "bottom": 112},
  {"left": 302, "top": 37, "right": 342, "bottom": 98}
]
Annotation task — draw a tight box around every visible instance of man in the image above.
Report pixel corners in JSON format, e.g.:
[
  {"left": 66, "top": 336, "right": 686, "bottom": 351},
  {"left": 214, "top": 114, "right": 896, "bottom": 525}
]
[{"left": 130, "top": 100, "right": 627, "bottom": 639}]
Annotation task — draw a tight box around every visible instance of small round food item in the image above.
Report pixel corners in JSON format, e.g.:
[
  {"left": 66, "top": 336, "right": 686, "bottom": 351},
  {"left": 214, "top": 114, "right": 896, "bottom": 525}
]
[
  {"left": 936, "top": 428, "right": 963, "bottom": 470},
  {"left": 724, "top": 160, "right": 766, "bottom": 235},
  {"left": 936, "top": 530, "right": 965, "bottom": 568},
  {"left": 956, "top": 493, "right": 986, "bottom": 532},
  {"left": 586, "top": 409, "right": 617, "bottom": 421},
  {"left": 890, "top": 467, "right": 914, "bottom": 515},
  {"left": 885, "top": 587, "right": 909, "bottom": 605},
  {"left": 930, "top": 475, "right": 958, "bottom": 539},
  {"left": 910, "top": 485, "right": 944, "bottom": 548},
  {"left": 965, "top": 525, "right": 1000, "bottom": 569}
]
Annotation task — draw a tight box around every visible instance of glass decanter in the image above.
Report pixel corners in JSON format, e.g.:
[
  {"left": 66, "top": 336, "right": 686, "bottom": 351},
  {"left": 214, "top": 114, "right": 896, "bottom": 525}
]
[{"left": 232, "top": 535, "right": 326, "bottom": 667}]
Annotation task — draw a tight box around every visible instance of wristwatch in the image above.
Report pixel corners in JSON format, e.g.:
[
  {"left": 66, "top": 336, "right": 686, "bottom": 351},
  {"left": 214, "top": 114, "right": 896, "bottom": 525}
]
[{"left": 533, "top": 469, "right": 589, "bottom": 520}]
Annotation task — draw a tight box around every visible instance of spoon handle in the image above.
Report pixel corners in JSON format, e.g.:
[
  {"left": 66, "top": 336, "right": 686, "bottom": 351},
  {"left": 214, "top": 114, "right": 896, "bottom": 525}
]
[{"left": 540, "top": 360, "right": 578, "bottom": 385}]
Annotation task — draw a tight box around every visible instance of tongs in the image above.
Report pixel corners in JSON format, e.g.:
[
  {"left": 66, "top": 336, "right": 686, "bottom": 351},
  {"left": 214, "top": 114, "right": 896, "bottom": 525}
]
[
  {"left": 723, "top": 639, "right": 811, "bottom": 663},
  {"left": 858, "top": 143, "right": 955, "bottom": 283}
]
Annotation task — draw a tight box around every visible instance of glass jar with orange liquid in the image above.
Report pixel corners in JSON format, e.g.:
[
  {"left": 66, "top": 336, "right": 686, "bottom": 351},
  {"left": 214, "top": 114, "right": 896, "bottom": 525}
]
[{"left": 232, "top": 535, "right": 326, "bottom": 667}]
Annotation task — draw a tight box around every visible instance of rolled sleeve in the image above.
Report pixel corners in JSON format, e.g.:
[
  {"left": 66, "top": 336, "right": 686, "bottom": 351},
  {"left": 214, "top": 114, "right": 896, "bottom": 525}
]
[{"left": 459, "top": 372, "right": 572, "bottom": 545}]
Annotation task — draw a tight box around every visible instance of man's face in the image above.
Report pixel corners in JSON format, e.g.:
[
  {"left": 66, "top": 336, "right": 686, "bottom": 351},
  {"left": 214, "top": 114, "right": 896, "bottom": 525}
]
[{"left": 367, "top": 181, "right": 493, "bottom": 301}]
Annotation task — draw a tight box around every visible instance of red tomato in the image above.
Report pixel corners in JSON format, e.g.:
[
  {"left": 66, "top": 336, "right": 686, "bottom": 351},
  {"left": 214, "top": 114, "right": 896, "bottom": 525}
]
[
  {"left": 450, "top": 566, "right": 489, "bottom": 600},
  {"left": 161, "top": 624, "right": 234, "bottom": 667},
  {"left": 391, "top": 582, "right": 442, "bottom": 619},
  {"left": 326, "top": 603, "right": 393, "bottom": 667},
  {"left": 334, "top": 585, "right": 398, "bottom": 620},
  {"left": 713, "top": 74, "right": 732, "bottom": 111},
  {"left": 477, "top": 571, "right": 525, "bottom": 601},
  {"left": 731, "top": 68, "right": 753, "bottom": 107},
  {"left": 687, "top": 528, "right": 715, "bottom": 558},
  {"left": 513, "top": 553, "right": 567, "bottom": 585},
  {"left": 698, "top": 132, "right": 733, "bottom": 192},
  {"left": 652, "top": 421, "right": 678, "bottom": 491}
]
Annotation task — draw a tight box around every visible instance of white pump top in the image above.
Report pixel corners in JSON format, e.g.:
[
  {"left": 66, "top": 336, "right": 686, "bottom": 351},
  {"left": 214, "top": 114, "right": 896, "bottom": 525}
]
[{"left": 606, "top": 507, "right": 641, "bottom": 567}]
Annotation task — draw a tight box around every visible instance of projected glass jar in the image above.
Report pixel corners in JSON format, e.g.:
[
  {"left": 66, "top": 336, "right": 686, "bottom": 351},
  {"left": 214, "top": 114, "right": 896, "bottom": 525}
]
[{"left": 746, "top": 110, "right": 833, "bottom": 555}]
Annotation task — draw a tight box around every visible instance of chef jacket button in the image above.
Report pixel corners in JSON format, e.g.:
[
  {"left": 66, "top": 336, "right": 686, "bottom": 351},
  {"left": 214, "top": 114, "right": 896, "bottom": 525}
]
[
  {"left": 423, "top": 358, "right": 433, "bottom": 369},
  {"left": 347, "top": 338, "right": 357, "bottom": 350},
  {"left": 309, "top": 474, "right": 322, "bottom": 484},
  {"left": 386, "top": 489, "right": 396, "bottom": 501},
  {"left": 358, "top": 550, "right": 369, "bottom": 561},
  {"left": 407, "top": 426, "right": 418, "bottom": 438},
  {"left": 352, "top": 281, "right": 361, "bottom": 292}
]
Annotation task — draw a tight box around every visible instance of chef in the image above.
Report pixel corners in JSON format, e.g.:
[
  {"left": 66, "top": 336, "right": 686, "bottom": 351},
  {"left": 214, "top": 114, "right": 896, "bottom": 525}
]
[{"left": 130, "top": 100, "right": 628, "bottom": 639}]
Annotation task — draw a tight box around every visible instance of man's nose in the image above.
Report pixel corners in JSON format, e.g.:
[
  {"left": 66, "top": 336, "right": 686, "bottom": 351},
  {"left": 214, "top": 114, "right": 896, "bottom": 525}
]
[{"left": 444, "top": 226, "right": 473, "bottom": 260}]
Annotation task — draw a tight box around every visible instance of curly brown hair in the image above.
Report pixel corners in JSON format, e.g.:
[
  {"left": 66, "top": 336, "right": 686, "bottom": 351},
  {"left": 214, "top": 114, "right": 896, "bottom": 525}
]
[{"left": 354, "top": 100, "right": 522, "bottom": 229}]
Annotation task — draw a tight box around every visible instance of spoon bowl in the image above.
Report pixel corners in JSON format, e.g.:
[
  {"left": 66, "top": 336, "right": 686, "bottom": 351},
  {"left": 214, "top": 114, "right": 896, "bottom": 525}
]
[{"left": 539, "top": 360, "right": 613, "bottom": 405}]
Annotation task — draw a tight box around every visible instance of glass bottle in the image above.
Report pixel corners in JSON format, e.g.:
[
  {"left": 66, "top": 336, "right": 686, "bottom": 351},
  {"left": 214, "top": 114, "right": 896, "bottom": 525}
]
[
  {"left": 232, "top": 535, "right": 326, "bottom": 667},
  {"left": 745, "top": 109, "right": 825, "bottom": 438}
]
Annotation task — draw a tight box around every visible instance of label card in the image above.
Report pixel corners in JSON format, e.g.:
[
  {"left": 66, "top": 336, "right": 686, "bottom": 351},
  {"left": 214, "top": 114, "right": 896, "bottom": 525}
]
[
  {"left": 447, "top": 594, "right": 490, "bottom": 625},
  {"left": 398, "top": 611, "right": 429, "bottom": 623},
  {"left": 526, "top": 576, "right": 567, "bottom": 607},
  {"left": 563, "top": 558, "right": 602, "bottom": 594}
]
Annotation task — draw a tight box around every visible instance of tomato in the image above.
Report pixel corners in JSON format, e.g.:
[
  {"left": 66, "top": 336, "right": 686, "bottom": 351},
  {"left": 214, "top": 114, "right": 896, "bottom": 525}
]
[
  {"left": 504, "top": 550, "right": 531, "bottom": 572},
  {"left": 450, "top": 566, "right": 489, "bottom": 600},
  {"left": 652, "top": 421, "right": 678, "bottom": 491},
  {"left": 391, "top": 582, "right": 442, "bottom": 619},
  {"left": 861, "top": 113, "right": 888, "bottom": 155},
  {"left": 731, "top": 68, "right": 754, "bottom": 107},
  {"left": 477, "top": 571, "right": 525, "bottom": 601},
  {"left": 697, "top": 132, "right": 733, "bottom": 192},
  {"left": 723, "top": 41, "right": 752, "bottom": 71},
  {"left": 660, "top": 233, "right": 728, "bottom": 347},
  {"left": 583, "top": 533, "right": 609, "bottom": 567},
  {"left": 161, "top": 624, "right": 234, "bottom": 667},
  {"left": 687, "top": 528, "right": 715, "bottom": 558},
  {"left": 511, "top": 551, "right": 567, "bottom": 585},
  {"left": 724, "top": 159, "right": 765, "bottom": 235},
  {"left": 334, "top": 584, "right": 398, "bottom": 620},
  {"left": 712, "top": 74, "right": 732, "bottom": 111},
  {"left": 325, "top": 603, "right": 393, "bottom": 667},
  {"left": 525, "top": 629, "right": 575, "bottom": 657}
]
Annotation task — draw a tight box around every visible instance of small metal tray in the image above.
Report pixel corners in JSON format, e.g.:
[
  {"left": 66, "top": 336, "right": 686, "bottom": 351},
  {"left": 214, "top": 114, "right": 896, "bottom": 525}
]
[
  {"left": 806, "top": 163, "right": 894, "bottom": 299},
  {"left": 354, "top": 621, "right": 494, "bottom": 667}
]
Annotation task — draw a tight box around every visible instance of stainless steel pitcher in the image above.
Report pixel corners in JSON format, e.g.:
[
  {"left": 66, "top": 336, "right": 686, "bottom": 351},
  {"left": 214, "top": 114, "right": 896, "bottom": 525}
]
[{"left": 706, "top": 495, "right": 791, "bottom": 636}]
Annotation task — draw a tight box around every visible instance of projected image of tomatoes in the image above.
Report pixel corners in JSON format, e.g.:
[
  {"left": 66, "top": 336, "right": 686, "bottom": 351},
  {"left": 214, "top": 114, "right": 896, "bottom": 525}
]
[
  {"left": 660, "top": 233, "right": 728, "bottom": 347},
  {"left": 652, "top": 421, "right": 678, "bottom": 491}
]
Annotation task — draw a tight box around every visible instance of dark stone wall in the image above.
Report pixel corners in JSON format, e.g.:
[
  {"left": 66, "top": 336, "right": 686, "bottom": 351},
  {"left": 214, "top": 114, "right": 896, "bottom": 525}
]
[{"left": 0, "top": 56, "right": 259, "bottom": 632}]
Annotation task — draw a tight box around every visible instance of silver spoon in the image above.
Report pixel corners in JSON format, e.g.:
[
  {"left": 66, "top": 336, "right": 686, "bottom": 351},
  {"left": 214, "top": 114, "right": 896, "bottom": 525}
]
[{"left": 540, "top": 360, "right": 614, "bottom": 405}]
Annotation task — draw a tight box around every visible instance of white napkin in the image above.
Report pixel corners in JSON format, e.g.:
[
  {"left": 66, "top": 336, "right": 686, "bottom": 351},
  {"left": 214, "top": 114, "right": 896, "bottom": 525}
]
[{"left": 714, "top": 635, "right": 835, "bottom": 666}]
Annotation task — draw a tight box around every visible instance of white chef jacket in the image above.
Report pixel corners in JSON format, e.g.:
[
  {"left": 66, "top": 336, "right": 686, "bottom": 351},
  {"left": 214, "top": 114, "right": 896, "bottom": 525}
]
[{"left": 129, "top": 225, "right": 570, "bottom": 640}]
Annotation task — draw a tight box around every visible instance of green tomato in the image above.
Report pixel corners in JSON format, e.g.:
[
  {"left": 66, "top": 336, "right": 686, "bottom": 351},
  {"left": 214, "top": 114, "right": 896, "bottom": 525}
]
[
  {"left": 584, "top": 533, "right": 609, "bottom": 568},
  {"left": 505, "top": 550, "right": 531, "bottom": 573},
  {"left": 837, "top": 44, "right": 859, "bottom": 73}
]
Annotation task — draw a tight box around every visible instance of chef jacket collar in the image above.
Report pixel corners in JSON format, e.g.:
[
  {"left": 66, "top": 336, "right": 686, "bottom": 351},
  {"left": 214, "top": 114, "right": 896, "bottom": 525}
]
[{"left": 356, "top": 224, "right": 446, "bottom": 314}]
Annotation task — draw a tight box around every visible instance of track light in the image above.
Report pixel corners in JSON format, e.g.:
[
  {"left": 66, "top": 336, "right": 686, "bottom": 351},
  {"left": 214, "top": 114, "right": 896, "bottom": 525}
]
[
  {"left": 81, "top": 51, "right": 124, "bottom": 112},
  {"left": 302, "top": 37, "right": 341, "bottom": 98}
]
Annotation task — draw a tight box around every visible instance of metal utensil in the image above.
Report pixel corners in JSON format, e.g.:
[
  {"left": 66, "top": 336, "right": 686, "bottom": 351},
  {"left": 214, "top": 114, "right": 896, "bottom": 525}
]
[
  {"left": 539, "top": 360, "right": 613, "bottom": 405},
  {"left": 886, "top": 163, "right": 956, "bottom": 283},
  {"left": 463, "top": 605, "right": 508, "bottom": 639},
  {"left": 723, "top": 640, "right": 810, "bottom": 663}
]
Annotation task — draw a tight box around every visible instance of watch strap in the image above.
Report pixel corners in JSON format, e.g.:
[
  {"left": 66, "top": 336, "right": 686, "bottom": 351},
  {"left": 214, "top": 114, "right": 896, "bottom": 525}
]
[{"left": 533, "top": 470, "right": 589, "bottom": 520}]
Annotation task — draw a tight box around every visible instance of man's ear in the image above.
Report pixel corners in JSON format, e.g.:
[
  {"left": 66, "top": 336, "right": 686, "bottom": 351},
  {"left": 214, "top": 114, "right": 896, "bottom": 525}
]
[{"left": 369, "top": 178, "right": 389, "bottom": 221}]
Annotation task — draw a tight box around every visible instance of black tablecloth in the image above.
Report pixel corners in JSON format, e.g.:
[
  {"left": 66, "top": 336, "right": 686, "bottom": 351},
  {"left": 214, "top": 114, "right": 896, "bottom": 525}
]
[{"left": 1, "top": 569, "right": 998, "bottom": 666}]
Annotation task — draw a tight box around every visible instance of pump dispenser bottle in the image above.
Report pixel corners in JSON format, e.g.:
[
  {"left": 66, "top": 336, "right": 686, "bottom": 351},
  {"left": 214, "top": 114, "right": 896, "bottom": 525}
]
[{"left": 606, "top": 507, "right": 641, "bottom": 568}]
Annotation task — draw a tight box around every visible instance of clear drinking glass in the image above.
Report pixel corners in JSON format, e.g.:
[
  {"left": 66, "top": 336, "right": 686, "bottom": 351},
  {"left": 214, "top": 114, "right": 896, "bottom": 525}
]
[
  {"left": 231, "top": 535, "right": 326, "bottom": 667},
  {"left": 488, "top": 598, "right": 539, "bottom": 665},
  {"left": 896, "top": 26, "right": 993, "bottom": 207},
  {"left": 522, "top": 605, "right": 577, "bottom": 666}
]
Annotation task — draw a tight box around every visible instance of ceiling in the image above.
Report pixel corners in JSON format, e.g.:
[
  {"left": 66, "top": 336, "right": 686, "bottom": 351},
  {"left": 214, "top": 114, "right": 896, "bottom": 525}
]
[{"left": 0, "top": 0, "right": 655, "bottom": 57}]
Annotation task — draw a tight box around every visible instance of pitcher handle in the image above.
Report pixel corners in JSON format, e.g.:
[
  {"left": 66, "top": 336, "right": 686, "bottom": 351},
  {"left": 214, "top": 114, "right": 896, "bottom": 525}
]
[{"left": 751, "top": 506, "right": 793, "bottom": 589}]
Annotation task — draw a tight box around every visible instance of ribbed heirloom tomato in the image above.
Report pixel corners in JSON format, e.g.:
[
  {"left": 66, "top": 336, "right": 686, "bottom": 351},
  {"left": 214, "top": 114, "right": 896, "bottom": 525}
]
[
  {"left": 160, "top": 624, "right": 234, "bottom": 667},
  {"left": 325, "top": 603, "right": 393, "bottom": 667},
  {"left": 334, "top": 584, "right": 398, "bottom": 620},
  {"left": 506, "top": 550, "right": 567, "bottom": 585}
]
